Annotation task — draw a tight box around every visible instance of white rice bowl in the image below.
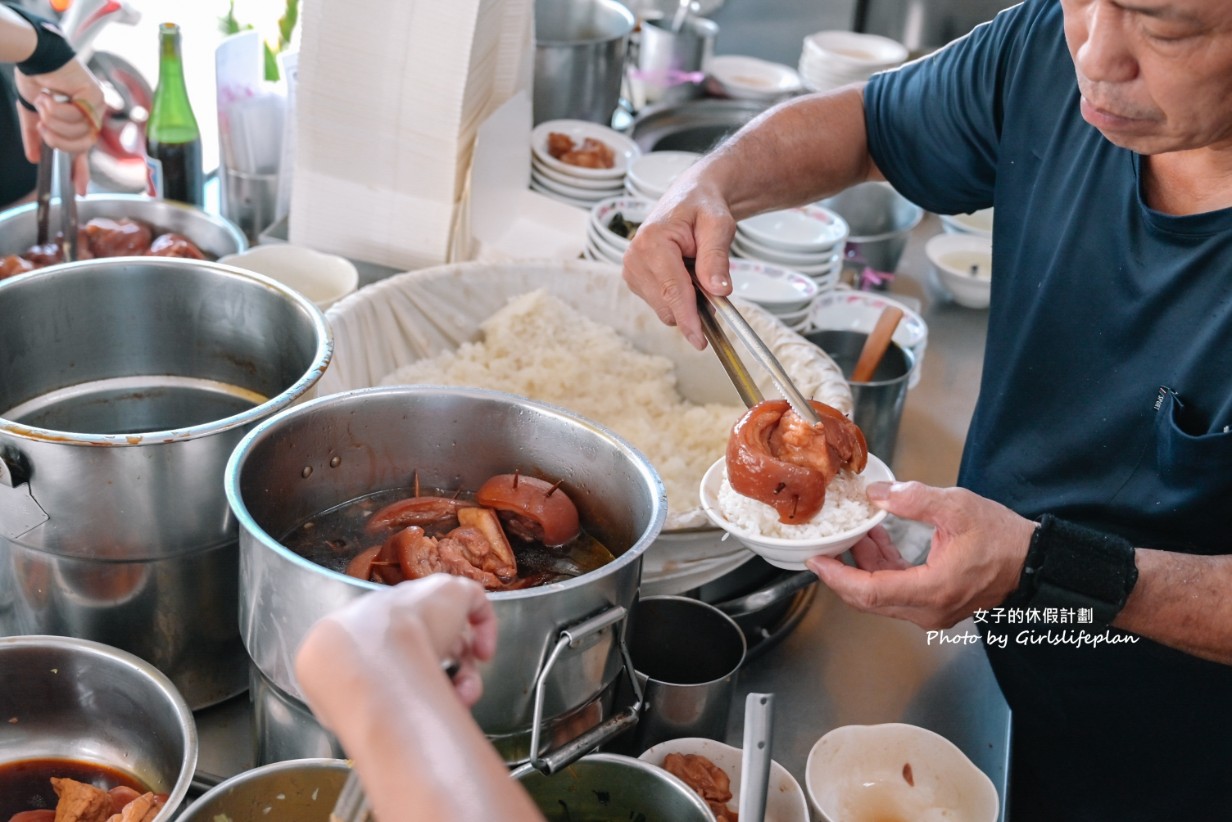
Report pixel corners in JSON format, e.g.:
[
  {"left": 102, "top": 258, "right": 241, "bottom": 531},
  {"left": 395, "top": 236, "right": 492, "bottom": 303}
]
[{"left": 700, "top": 455, "right": 894, "bottom": 570}]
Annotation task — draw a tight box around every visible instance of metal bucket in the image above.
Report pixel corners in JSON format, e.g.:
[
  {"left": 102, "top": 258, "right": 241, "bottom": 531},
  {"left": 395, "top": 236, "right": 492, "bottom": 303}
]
[
  {"left": 176, "top": 759, "right": 350, "bottom": 821},
  {"left": 804, "top": 329, "right": 914, "bottom": 464},
  {"left": 225, "top": 386, "right": 667, "bottom": 767},
  {"left": 819, "top": 182, "right": 924, "bottom": 273},
  {"left": 533, "top": 0, "right": 635, "bottom": 125},
  {"left": 0, "top": 259, "right": 332, "bottom": 709}
]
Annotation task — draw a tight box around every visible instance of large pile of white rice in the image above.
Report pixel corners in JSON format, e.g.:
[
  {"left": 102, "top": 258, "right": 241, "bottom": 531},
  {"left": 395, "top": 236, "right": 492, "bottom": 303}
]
[
  {"left": 381, "top": 290, "right": 744, "bottom": 527},
  {"left": 717, "top": 468, "right": 876, "bottom": 540}
]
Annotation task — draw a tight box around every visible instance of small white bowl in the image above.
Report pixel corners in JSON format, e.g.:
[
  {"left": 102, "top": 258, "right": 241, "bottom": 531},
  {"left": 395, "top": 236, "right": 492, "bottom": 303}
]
[
  {"left": 529, "top": 178, "right": 595, "bottom": 210},
  {"left": 728, "top": 258, "right": 819, "bottom": 311},
  {"left": 806, "top": 724, "right": 1000, "bottom": 822},
  {"left": 640, "top": 738, "right": 810, "bottom": 822},
  {"left": 531, "top": 119, "right": 640, "bottom": 181},
  {"left": 738, "top": 205, "right": 849, "bottom": 254},
  {"left": 699, "top": 455, "right": 893, "bottom": 570},
  {"left": 589, "top": 196, "right": 655, "bottom": 249},
  {"left": 939, "top": 207, "right": 994, "bottom": 238},
  {"left": 219, "top": 245, "right": 358, "bottom": 310},
  {"left": 707, "top": 55, "right": 803, "bottom": 100},
  {"left": 626, "top": 151, "right": 701, "bottom": 200},
  {"left": 926, "top": 233, "right": 993, "bottom": 309},
  {"left": 732, "top": 231, "right": 840, "bottom": 267}
]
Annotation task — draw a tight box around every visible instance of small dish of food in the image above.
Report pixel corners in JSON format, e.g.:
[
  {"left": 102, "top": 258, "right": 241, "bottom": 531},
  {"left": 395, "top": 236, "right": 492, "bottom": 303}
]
[
  {"left": 531, "top": 119, "right": 640, "bottom": 181},
  {"left": 700, "top": 399, "right": 892, "bottom": 569},
  {"left": 640, "top": 738, "right": 810, "bottom": 822}
]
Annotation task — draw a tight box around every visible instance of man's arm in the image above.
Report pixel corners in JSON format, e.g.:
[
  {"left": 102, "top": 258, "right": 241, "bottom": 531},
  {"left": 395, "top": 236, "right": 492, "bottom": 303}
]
[
  {"left": 1117, "top": 550, "right": 1232, "bottom": 665},
  {"left": 622, "top": 84, "right": 881, "bottom": 350}
]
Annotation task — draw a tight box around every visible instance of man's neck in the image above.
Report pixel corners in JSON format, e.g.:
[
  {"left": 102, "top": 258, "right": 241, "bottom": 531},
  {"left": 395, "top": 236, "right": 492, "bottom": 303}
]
[{"left": 1143, "top": 145, "right": 1232, "bottom": 215}]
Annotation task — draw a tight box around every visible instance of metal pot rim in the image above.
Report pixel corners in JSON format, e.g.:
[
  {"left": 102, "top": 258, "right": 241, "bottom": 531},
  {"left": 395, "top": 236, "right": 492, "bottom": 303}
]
[
  {"left": 0, "top": 634, "right": 199, "bottom": 819},
  {"left": 224, "top": 385, "right": 667, "bottom": 600},
  {"left": 0, "top": 194, "right": 247, "bottom": 265},
  {"left": 0, "top": 257, "right": 333, "bottom": 447}
]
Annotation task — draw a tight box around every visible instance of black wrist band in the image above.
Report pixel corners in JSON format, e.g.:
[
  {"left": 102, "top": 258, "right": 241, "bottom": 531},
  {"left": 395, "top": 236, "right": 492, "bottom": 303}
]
[
  {"left": 1005, "top": 514, "right": 1138, "bottom": 625},
  {"left": 9, "top": 5, "right": 76, "bottom": 76}
]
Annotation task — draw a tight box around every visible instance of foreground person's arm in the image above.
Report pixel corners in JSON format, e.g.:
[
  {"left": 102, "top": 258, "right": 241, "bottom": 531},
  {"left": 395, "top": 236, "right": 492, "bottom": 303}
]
[
  {"left": 622, "top": 84, "right": 878, "bottom": 350},
  {"left": 294, "top": 575, "right": 544, "bottom": 821},
  {"left": 808, "top": 482, "right": 1232, "bottom": 666}
]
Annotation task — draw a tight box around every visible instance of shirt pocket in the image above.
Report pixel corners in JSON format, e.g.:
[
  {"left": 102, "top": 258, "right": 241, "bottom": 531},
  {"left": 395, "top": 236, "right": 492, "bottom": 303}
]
[{"left": 1153, "top": 386, "right": 1232, "bottom": 486}]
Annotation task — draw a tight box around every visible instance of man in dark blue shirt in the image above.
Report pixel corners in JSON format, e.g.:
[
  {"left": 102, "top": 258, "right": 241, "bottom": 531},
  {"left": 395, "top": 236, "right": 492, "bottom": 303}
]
[{"left": 623, "top": 0, "right": 1232, "bottom": 818}]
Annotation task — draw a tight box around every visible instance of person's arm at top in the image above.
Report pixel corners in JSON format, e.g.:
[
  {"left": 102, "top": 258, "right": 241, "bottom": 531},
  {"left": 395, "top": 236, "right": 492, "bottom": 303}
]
[
  {"left": 294, "top": 575, "right": 544, "bottom": 821},
  {"left": 1, "top": 3, "right": 103, "bottom": 192},
  {"left": 621, "top": 84, "right": 880, "bottom": 350}
]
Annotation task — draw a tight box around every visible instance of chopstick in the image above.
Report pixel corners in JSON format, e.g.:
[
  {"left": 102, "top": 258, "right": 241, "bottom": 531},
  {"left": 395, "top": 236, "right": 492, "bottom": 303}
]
[{"left": 688, "top": 259, "right": 821, "bottom": 425}]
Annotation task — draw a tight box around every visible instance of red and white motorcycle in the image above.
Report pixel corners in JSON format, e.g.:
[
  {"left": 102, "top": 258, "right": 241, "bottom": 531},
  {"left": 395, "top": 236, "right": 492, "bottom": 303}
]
[{"left": 51, "top": 0, "right": 152, "bottom": 191}]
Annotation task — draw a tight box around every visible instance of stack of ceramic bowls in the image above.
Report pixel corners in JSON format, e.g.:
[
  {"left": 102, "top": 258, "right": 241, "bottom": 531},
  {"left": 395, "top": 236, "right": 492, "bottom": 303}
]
[
  {"left": 732, "top": 204, "right": 848, "bottom": 292},
  {"left": 729, "top": 258, "right": 819, "bottom": 332},
  {"left": 797, "top": 30, "right": 908, "bottom": 93},
  {"left": 625, "top": 150, "right": 701, "bottom": 200},
  {"left": 585, "top": 195, "right": 655, "bottom": 264},
  {"left": 531, "top": 119, "right": 641, "bottom": 209}
]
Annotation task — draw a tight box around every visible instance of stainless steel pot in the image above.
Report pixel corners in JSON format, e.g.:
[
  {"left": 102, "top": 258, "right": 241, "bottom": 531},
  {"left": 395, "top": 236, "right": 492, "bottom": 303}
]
[
  {"left": 0, "top": 635, "right": 198, "bottom": 820},
  {"left": 177, "top": 759, "right": 350, "bottom": 821},
  {"left": 515, "top": 753, "right": 715, "bottom": 821},
  {"left": 0, "top": 258, "right": 332, "bottom": 708},
  {"left": 0, "top": 193, "right": 247, "bottom": 264},
  {"left": 225, "top": 386, "right": 667, "bottom": 766},
  {"left": 533, "top": 0, "right": 635, "bottom": 125}
]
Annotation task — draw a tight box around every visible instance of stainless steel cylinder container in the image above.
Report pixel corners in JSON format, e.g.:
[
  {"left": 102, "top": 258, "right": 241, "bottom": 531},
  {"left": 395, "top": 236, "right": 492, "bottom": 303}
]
[
  {"left": 533, "top": 0, "right": 635, "bottom": 125},
  {"left": 0, "top": 259, "right": 332, "bottom": 708},
  {"left": 225, "top": 386, "right": 667, "bottom": 765},
  {"left": 0, "top": 635, "right": 198, "bottom": 820}
]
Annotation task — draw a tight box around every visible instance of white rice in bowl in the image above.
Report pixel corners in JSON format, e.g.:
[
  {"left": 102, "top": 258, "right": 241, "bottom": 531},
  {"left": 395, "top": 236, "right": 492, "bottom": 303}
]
[
  {"left": 716, "top": 468, "right": 877, "bottom": 540},
  {"left": 381, "top": 290, "right": 745, "bottom": 528}
]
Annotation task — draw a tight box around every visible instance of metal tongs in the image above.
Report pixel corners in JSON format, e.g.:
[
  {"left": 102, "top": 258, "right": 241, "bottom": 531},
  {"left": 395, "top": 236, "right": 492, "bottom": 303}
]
[
  {"left": 688, "top": 258, "right": 821, "bottom": 424},
  {"left": 34, "top": 91, "right": 79, "bottom": 262}
]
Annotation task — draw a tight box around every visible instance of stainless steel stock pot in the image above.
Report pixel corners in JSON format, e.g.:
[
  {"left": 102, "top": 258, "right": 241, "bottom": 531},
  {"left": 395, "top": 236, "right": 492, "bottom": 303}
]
[
  {"left": 225, "top": 386, "right": 667, "bottom": 767},
  {"left": 0, "top": 258, "right": 332, "bottom": 708}
]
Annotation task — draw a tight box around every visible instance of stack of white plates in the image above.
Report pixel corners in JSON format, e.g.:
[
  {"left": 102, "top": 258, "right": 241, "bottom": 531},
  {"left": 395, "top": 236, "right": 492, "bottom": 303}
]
[
  {"left": 625, "top": 150, "right": 701, "bottom": 200},
  {"left": 729, "top": 258, "right": 819, "bottom": 332},
  {"left": 585, "top": 196, "right": 655, "bottom": 264},
  {"left": 531, "top": 120, "right": 641, "bottom": 210},
  {"left": 797, "top": 30, "right": 908, "bottom": 93},
  {"left": 705, "top": 55, "right": 803, "bottom": 102},
  {"left": 732, "top": 204, "right": 849, "bottom": 292}
]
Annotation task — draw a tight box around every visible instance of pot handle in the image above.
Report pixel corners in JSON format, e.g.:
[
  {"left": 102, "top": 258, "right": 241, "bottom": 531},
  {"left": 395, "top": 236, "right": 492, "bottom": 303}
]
[
  {"left": 524, "top": 604, "right": 643, "bottom": 775},
  {"left": 0, "top": 452, "right": 49, "bottom": 540}
]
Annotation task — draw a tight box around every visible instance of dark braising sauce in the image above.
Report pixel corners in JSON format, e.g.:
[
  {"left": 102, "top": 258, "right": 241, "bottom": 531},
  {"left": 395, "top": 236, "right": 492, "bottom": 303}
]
[
  {"left": 0, "top": 757, "right": 149, "bottom": 817},
  {"left": 282, "top": 486, "right": 617, "bottom": 589}
]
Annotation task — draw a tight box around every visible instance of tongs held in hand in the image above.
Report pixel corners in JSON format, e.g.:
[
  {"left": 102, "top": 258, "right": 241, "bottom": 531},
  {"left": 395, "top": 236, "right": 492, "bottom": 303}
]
[
  {"left": 688, "top": 259, "right": 821, "bottom": 425},
  {"left": 34, "top": 92, "right": 79, "bottom": 262}
]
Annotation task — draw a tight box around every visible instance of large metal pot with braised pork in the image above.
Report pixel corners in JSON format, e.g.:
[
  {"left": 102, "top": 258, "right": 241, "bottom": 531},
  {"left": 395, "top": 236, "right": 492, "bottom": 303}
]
[{"left": 225, "top": 385, "right": 667, "bottom": 767}]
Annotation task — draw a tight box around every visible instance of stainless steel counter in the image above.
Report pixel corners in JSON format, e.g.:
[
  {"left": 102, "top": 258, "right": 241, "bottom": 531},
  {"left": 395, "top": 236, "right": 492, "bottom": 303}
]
[{"left": 191, "top": 213, "right": 1010, "bottom": 818}]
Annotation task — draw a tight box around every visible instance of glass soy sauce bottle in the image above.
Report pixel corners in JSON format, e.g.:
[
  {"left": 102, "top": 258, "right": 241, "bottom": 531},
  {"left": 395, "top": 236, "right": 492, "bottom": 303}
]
[{"left": 145, "top": 22, "right": 203, "bottom": 206}]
